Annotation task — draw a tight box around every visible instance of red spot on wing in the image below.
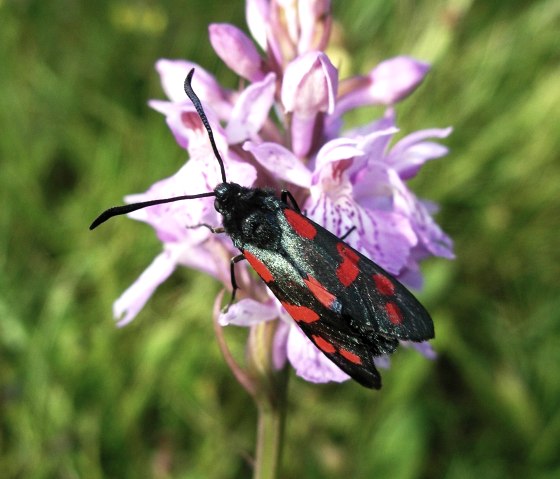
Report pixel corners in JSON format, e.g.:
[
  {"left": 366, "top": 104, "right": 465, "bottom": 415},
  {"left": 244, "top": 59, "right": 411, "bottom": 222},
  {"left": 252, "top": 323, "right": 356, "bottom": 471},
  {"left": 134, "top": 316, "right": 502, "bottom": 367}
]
[
  {"left": 281, "top": 301, "right": 320, "bottom": 323},
  {"left": 385, "top": 302, "right": 404, "bottom": 325},
  {"left": 244, "top": 250, "right": 274, "bottom": 283},
  {"left": 303, "top": 275, "right": 337, "bottom": 309},
  {"left": 339, "top": 348, "right": 363, "bottom": 365},
  {"left": 284, "top": 209, "right": 317, "bottom": 239},
  {"left": 312, "top": 335, "right": 336, "bottom": 353},
  {"left": 336, "top": 242, "right": 360, "bottom": 287},
  {"left": 373, "top": 273, "right": 395, "bottom": 296}
]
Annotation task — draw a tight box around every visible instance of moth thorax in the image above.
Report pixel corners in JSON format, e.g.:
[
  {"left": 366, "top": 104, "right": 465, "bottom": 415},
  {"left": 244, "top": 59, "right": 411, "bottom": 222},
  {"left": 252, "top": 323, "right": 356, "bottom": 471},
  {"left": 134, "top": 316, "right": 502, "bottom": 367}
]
[{"left": 241, "top": 211, "right": 281, "bottom": 249}]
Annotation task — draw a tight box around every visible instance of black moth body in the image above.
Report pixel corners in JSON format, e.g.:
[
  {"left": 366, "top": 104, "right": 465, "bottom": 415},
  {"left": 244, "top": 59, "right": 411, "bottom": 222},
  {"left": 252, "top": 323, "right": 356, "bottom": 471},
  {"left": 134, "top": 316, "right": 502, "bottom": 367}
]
[
  {"left": 90, "top": 69, "right": 435, "bottom": 389},
  {"left": 215, "top": 182, "right": 434, "bottom": 389}
]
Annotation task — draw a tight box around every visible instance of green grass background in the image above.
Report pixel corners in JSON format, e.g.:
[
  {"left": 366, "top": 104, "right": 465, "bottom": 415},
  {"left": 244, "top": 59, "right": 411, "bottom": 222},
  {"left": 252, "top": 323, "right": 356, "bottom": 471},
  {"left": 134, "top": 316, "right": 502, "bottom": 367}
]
[{"left": 1, "top": 0, "right": 559, "bottom": 477}]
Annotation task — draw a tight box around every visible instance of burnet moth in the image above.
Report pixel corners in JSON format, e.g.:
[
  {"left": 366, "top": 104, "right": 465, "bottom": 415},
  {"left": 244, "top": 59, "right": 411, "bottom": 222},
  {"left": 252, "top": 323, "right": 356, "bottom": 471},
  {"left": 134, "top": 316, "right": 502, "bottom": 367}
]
[{"left": 90, "top": 69, "right": 434, "bottom": 389}]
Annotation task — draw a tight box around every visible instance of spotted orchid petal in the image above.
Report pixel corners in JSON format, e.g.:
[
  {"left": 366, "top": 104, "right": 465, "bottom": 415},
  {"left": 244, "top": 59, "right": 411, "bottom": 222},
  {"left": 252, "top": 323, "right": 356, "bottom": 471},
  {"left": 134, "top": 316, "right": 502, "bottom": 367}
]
[
  {"left": 306, "top": 190, "right": 416, "bottom": 275},
  {"left": 388, "top": 169, "right": 454, "bottom": 259}
]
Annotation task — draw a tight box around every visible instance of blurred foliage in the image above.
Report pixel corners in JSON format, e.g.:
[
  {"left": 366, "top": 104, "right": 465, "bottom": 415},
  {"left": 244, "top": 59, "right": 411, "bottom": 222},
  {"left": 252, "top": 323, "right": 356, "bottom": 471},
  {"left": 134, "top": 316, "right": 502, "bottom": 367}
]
[{"left": 1, "top": 0, "right": 559, "bottom": 478}]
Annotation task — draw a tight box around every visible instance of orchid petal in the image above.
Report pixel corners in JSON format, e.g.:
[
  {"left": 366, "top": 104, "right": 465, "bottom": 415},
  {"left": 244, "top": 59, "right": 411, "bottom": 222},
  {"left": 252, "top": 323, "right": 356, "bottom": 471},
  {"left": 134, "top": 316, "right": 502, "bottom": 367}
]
[
  {"left": 334, "top": 57, "right": 429, "bottom": 118},
  {"left": 286, "top": 326, "right": 350, "bottom": 383},
  {"left": 314, "top": 138, "right": 364, "bottom": 174},
  {"left": 219, "top": 298, "right": 279, "bottom": 326},
  {"left": 402, "top": 340, "right": 438, "bottom": 359},
  {"left": 281, "top": 52, "right": 338, "bottom": 156},
  {"left": 244, "top": 141, "right": 312, "bottom": 187},
  {"left": 297, "top": 0, "right": 332, "bottom": 54},
  {"left": 245, "top": 0, "right": 269, "bottom": 51},
  {"left": 114, "top": 248, "right": 178, "bottom": 327},
  {"left": 373, "top": 355, "right": 391, "bottom": 369},
  {"left": 282, "top": 51, "right": 338, "bottom": 115},
  {"left": 306, "top": 191, "right": 416, "bottom": 274},
  {"left": 209, "top": 23, "right": 265, "bottom": 82},
  {"left": 368, "top": 56, "right": 430, "bottom": 104},
  {"left": 226, "top": 73, "right": 276, "bottom": 144},
  {"left": 387, "top": 127, "right": 453, "bottom": 179},
  {"left": 389, "top": 170, "right": 454, "bottom": 259},
  {"left": 155, "top": 59, "right": 230, "bottom": 117}
]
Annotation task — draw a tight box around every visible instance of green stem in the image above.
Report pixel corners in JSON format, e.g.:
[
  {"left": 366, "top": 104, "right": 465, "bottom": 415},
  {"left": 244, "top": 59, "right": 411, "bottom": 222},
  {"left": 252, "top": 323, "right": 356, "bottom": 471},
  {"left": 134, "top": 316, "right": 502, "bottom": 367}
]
[{"left": 253, "top": 369, "right": 288, "bottom": 479}]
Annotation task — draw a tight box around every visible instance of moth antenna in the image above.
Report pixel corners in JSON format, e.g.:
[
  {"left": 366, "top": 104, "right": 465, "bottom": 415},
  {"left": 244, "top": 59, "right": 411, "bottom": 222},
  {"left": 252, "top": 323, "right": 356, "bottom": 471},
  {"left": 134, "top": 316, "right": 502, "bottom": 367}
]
[
  {"left": 90, "top": 71, "right": 227, "bottom": 230},
  {"left": 89, "top": 191, "right": 216, "bottom": 230},
  {"left": 184, "top": 69, "right": 227, "bottom": 184}
]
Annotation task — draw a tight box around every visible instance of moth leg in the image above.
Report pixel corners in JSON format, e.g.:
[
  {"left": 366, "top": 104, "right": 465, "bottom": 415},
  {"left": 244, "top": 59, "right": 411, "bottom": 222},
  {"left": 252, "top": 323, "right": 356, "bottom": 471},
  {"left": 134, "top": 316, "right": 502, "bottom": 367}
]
[
  {"left": 224, "top": 254, "right": 246, "bottom": 310},
  {"left": 186, "top": 223, "right": 225, "bottom": 234},
  {"left": 340, "top": 226, "right": 356, "bottom": 241},
  {"left": 281, "top": 190, "right": 301, "bottom": 213}
]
